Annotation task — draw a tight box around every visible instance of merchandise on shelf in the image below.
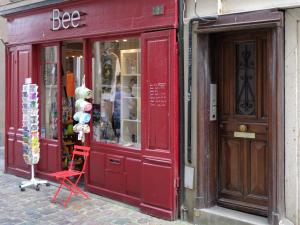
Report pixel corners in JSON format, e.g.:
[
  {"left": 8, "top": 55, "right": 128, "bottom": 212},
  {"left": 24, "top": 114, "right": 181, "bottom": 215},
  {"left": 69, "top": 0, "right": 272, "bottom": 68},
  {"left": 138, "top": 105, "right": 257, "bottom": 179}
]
[{"left": 120, "top": 49, "right": 141, "bottom": 149}]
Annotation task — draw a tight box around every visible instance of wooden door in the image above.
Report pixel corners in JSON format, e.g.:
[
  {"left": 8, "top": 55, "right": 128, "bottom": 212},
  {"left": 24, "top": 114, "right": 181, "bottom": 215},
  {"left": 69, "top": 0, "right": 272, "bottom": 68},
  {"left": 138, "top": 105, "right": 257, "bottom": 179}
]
[
  {"left": 6, "top": 45, "right": 32, "bottom": 177},
  {"left": 141, "top": 29, "right": 179, "bottom": 220},
  {"left": 216, "top": 31, "right": 270, "bottom": 216}
]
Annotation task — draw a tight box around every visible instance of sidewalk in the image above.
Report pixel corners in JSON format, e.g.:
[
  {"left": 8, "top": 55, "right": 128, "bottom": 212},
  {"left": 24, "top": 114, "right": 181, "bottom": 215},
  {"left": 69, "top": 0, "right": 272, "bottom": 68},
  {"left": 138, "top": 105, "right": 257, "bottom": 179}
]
[{"left": 0, "top": 148, "right": 188, "bottom": 225}]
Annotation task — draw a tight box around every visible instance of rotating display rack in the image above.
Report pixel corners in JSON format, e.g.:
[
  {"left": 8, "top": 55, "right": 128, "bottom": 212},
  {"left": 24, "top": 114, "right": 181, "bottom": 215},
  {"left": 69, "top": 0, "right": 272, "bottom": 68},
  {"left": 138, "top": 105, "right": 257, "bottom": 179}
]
[{"left": 20, "top": 78, "right": 49, "bottom": 191}]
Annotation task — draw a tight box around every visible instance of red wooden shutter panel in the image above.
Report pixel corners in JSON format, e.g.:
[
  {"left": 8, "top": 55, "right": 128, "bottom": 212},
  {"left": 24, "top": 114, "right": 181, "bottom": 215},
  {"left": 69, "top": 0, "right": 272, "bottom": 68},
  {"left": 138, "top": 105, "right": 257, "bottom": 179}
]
[
  {"left": 6, "top": 45, "right": 32, "bottom": 176},
  {"left": 141, "top": 29, "right": 179, "bottom": 220}
]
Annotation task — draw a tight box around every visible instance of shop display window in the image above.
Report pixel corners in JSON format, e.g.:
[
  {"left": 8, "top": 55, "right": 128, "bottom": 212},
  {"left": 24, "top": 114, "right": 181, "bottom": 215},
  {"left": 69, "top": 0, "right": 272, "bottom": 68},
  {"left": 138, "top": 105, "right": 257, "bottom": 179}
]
[
  {"left": 40, "top": 46, "right": 59, "bottom": 140},
  {"left": 92, "top": 39, "right": 141, "bottom": 149}
]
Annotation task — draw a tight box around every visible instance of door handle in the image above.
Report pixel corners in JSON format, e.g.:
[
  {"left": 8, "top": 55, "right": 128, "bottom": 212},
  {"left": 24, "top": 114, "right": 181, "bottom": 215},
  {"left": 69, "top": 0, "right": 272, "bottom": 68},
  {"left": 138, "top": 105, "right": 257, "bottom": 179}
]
[
  {"left": 239, "top": 124, "right": 247, "bottom": 132},
  {"left": 234, "top": 125, "right": 255, "bottom": 139}
]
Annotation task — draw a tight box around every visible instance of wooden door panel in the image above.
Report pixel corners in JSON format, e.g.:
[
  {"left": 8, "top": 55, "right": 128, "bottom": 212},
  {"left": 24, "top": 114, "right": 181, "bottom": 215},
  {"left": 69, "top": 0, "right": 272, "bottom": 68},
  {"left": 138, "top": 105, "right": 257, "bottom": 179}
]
[
  {"left": 6, "top": 46, "right": 31, "bottom": 176},
  {"left": 125, "top": 158, "right": 141, "bottom": 197},
  {"left": 141, "top": 162, "right": 173, "bottom": 209},
  {"left": 149, "top": 107, "right": 169, "bottom": 150},
  {"left": 144, "top": 36, "right": 170, "bottom": 152},
  {"left": 249, "top": 140, "right": 268, "bottom": 197},
  {"left": 88, "top": 151, "right": 105, "bottom": 187},
  {"left": 15, "top": 47, "right": 31, "bottom": 172},
  {"left": 7, "top": 132, "right": 15, "bottom": 167},
  {"left": 216, "top": 31, "right": 270, "bottom": 216},
  {"left": 141, "top": 29, "right": 178, "bottom": 219},
  {"left": 47, "top": 143, "right": 60, "bottom": 173},
  {"left": 14, "top": 134, "right": 27, "bottom": 170},
  {"left": 220, "top": 137, "right": 243, "bottom": 194},
  {"left": 37, "top": 140, "right": 60, "bottom": 173},
  {"left": 220, "top": 41, "right": 233, "bottom": 118},
  {"left": 105, "top": 171, "right": 125, "bottom": 193},
  {"left": 17, "top": 49, "right": 31, "bottom": 129},
  {"left": 9, "top": 51, "right": 16, "bottom": 129},
  {"left": 37, "top": 142, "right": 48, "bottom": 171},
  {"left": 257, "top": 38, "right": 268, "bottom": 120}
]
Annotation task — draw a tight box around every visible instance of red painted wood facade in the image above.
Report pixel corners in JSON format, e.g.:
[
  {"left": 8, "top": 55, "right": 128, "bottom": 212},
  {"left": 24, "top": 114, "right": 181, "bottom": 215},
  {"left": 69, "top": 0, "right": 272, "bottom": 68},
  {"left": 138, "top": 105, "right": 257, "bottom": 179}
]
[{"left": 5, "top": 0, "right": 179, "bottom": 220}]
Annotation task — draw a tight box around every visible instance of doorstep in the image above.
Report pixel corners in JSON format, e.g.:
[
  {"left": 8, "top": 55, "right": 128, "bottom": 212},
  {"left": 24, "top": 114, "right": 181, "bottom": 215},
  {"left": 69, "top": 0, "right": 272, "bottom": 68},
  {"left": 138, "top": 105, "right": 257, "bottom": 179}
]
[{"left": 194, "top": 206, "right": 269, "bottom": 225}]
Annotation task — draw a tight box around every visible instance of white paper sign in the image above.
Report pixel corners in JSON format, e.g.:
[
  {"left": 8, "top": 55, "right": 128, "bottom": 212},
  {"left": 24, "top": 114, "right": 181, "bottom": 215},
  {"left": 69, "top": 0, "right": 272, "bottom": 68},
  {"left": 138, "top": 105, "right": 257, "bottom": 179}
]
[{"left": 184, "top": 166, "right": 194, "bottom": 189}]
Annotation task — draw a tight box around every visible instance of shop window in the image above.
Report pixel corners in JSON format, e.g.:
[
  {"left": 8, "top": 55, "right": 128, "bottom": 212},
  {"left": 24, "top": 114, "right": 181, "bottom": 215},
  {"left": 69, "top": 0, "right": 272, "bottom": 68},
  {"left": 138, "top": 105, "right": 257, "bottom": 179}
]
[
  {"left": 40, "top": 46, "right": 59, "bottom": 140},
  {"left": 92, "top": 39, "right": 141, "bottom": 149}
]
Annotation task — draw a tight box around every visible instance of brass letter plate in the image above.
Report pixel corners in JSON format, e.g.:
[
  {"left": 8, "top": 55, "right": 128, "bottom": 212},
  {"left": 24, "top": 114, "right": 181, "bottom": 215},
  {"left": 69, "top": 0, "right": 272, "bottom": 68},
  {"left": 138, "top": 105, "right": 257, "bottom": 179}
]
[{"left": 234, "top": 132, "right": 255, "bottom": 139}]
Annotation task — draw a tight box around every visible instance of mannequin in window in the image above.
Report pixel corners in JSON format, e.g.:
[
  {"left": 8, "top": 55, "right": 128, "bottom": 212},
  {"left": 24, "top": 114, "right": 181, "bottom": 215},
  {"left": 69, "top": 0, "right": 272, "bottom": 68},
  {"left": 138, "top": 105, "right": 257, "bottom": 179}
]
[
  {"left": 112, "top": 75, "right": 121, "bottom": 140},
  {"left": 101, "top": 48, "right": 121, "bottom": 101},
  {"left": 100, "top": 47, "right": 121, "bottom": 142}
]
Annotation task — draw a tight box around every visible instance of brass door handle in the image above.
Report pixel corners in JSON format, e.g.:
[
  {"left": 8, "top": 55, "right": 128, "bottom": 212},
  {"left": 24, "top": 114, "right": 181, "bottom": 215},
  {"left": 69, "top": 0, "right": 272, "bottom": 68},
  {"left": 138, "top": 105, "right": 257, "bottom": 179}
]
[{"left": 239, "top": 124, "right": 247, "bottom": 132}]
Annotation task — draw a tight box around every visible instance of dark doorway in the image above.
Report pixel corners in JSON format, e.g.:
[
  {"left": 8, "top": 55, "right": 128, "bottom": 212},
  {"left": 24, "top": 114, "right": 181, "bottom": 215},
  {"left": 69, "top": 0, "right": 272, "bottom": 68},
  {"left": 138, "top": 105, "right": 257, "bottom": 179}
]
[{"left": 61, "top": 40, "right": 84, "bottom": 171}]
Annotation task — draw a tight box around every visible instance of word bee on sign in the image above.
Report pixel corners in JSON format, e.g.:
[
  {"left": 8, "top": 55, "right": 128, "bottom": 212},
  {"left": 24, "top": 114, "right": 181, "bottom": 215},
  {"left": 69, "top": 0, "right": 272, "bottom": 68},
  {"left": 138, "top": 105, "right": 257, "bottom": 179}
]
[{"left": 52, "top": 9, "right": 84, "bottom": 31}]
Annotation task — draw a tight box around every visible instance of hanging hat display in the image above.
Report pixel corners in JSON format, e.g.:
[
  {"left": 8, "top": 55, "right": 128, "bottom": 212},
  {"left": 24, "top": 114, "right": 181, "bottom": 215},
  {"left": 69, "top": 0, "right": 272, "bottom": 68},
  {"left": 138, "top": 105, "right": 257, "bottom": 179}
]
[
  {"left": 75, "top": 99, "right": 92, "bottom": 111},
  {"left": 73, "top": 75, "right": 93, "bottom": 143}
]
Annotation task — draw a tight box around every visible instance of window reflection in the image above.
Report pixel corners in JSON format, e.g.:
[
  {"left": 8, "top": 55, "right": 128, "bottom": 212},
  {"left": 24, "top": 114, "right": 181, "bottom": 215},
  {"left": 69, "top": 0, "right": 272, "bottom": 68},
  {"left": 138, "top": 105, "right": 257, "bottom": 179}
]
[
  {"left": 40, "top": 46, "right": 58, "bottom": 140},
  {"left": 92, "top": 39, "right": 141, "bottom": 149}
]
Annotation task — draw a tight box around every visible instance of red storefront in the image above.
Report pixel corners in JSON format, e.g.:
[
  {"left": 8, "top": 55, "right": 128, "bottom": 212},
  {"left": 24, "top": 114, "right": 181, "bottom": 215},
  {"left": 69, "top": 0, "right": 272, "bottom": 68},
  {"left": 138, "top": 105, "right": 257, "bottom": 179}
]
[{"left": 4, "top": 0, "right": 179, "bottom": 220}]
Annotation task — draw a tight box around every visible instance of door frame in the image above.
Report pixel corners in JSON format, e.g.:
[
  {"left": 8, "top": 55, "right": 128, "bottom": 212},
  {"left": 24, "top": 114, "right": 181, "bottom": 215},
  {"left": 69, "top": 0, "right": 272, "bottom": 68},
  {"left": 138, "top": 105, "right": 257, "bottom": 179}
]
[{"left": 195, "top": 10, "right": 284, "bottom": 224}]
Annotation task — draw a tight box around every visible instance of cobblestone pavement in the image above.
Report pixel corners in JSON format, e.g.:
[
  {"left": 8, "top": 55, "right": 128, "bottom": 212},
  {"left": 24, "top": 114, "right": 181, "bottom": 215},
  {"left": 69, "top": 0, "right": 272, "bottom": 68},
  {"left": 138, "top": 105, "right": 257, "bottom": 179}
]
[{"left": 0, "top": 148, "right": 189, "bottom": 225}]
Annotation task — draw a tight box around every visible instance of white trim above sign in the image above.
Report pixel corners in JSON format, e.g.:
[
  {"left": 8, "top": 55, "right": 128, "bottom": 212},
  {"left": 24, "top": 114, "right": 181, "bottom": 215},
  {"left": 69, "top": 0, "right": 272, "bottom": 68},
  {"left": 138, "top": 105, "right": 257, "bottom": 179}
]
[{"left": 52, "top": 9, "right": 85, "bottom": 31}]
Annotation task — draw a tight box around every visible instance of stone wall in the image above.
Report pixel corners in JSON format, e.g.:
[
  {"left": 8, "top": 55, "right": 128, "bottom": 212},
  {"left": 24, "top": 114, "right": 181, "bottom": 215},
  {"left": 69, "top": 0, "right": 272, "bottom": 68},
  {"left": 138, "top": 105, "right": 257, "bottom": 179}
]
[
  {"left": 0, "top": 0, "right": 48, "bottom": 9},
  {"left": 0, "top": 16, "right": 6, "bottom": 146},
  {"left": 284, "top": 9, "right": 300, "bottom": 225},
  {"left": 185, "top": 0, "right": 300, "bottom": 17}
]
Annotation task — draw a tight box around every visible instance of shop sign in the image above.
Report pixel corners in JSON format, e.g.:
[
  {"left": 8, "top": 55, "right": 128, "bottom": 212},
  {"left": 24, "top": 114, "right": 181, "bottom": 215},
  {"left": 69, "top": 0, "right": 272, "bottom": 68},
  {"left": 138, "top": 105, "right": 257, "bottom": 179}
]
[{"left": 52, "top": 9, "right": 84, "bottom": 31}]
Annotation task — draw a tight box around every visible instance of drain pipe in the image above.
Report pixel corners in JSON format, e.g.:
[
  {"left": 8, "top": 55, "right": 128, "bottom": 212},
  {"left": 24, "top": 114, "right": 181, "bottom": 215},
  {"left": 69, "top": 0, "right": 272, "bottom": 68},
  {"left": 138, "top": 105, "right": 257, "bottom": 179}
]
[
  {"left": 179, "top": 0, "right": 218, "bottom": 219},
  {"left": 178, "top": 0, "right": 186, "bottom": 217},
  {"left": 187, "top": 0, "right": 217, "bottom": 164}
]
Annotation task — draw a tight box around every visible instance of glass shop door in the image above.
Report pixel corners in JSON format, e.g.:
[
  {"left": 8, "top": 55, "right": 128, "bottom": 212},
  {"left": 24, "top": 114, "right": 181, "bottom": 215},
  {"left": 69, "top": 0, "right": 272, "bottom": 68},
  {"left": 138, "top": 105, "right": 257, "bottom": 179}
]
[{"left": 37, "top": 44, "right": 62, "bottom": 176}]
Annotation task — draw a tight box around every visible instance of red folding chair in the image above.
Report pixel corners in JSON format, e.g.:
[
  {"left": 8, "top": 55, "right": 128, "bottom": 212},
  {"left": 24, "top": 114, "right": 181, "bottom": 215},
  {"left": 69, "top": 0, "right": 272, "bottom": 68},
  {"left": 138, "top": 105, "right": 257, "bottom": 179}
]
[{"left": 50, "top": 145, "right": 90, "bottom": 207}]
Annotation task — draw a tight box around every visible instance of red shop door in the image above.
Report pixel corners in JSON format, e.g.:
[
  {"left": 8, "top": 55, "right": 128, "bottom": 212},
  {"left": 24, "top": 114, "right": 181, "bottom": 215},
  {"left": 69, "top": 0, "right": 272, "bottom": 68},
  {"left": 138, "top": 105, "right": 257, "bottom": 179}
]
[
  {"left": 6, "top": 45, "right": 32, "bottom": 177},
  {"left": 141, "top": 29, "right": 179, "bottom": 220},
  {"left": 36, "top": 44, "right": 62, "bottom": 180}
]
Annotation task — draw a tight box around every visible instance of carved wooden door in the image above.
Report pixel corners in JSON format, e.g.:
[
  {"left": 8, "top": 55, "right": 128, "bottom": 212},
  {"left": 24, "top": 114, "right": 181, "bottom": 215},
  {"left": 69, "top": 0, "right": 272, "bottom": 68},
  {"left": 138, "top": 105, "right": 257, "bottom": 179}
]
[{"left": 217, "top": 31, "right": 270, "bottom": 216}]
